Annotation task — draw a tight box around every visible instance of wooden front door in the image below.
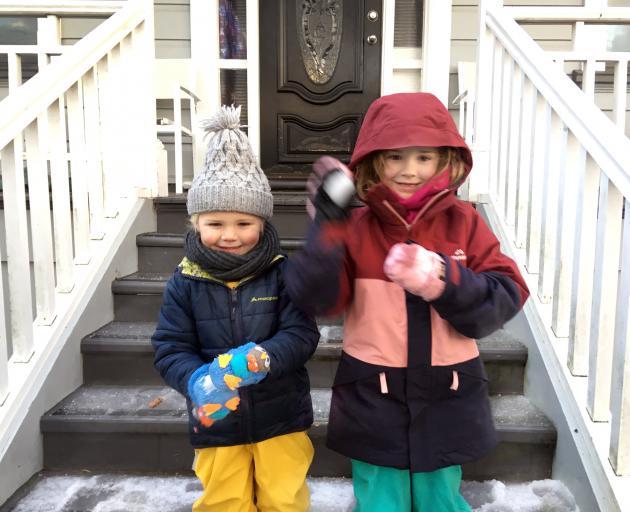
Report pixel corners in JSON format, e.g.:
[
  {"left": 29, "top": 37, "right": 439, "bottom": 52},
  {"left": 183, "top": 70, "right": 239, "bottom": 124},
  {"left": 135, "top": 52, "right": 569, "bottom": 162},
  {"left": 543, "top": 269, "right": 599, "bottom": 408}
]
[{"left": 260, "top": 0, "right": 382, "bottom": 174}]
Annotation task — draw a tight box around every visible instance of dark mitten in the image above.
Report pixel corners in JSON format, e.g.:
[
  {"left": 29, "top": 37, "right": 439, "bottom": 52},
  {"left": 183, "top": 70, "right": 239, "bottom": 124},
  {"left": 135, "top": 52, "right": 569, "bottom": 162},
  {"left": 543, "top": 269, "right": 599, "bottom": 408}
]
[{"left": 307, "top": 156, "right": 356, "bottom": 223}]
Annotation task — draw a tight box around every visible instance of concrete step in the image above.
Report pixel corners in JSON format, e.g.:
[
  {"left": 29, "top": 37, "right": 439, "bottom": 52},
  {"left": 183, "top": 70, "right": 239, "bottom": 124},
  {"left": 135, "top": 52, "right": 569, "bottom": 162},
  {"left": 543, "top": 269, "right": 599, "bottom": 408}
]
[
  {"left": 82, "top": 322, "right": 343, "bottom": 389},
  {"left": 155, "top": 192, "right": 311, "bottom": 238},
  {"left": 40, "top": 385, "right": 554, "bottom": 482},
  {"left": 82, "top": 322, "right": 527, "bottom": 395},
  {"left": 136, "top": 232, "right": 305, "bottom": 273}
]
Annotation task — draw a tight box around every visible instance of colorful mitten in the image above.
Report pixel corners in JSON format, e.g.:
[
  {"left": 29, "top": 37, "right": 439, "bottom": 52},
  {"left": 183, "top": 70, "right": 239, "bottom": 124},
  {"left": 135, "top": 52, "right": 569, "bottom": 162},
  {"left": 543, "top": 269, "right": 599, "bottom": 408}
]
[
  {"left": 383, "top": 243, "right": 446, "bottom": 301},
  {"left": 208, "top": 342, "right": 270, "bottom": 391},
  {"left": 187, "top": 343, "right": 270, "bottom": 427},
  {"left": 187, "top": 365, "right": 241, "bottom": 427}
]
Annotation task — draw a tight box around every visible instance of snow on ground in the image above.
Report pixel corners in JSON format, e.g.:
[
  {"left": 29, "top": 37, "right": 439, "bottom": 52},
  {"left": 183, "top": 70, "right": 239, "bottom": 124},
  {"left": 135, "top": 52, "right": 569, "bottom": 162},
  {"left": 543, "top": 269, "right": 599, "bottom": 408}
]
[{"left": 2, "top": 474, "right": 578, "bottom": 512}]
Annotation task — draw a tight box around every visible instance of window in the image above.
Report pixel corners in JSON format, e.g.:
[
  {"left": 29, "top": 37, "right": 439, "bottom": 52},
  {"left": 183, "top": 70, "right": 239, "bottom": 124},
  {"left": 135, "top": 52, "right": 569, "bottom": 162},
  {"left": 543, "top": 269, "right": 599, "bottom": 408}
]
[
  {"left": 0, "top": 17, "right": 37, "bottom": 44},
  {"left": 219, "top": 0, "right": 246, "bottom": 59},
  {"left": 394, "top": 0, "right": 422, "bottom": 47}
]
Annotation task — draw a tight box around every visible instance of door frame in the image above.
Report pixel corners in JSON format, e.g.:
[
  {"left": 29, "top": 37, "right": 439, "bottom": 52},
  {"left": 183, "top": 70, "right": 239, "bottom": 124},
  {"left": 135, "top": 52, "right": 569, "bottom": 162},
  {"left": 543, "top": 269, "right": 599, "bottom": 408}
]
[{"left": 189, "top": 0, "right": 453, "bottom": 171}]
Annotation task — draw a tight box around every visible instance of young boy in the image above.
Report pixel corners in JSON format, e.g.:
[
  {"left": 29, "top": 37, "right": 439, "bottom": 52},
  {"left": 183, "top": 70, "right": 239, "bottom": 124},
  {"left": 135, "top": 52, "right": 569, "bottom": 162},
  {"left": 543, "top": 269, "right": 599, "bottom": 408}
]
[{"left": 152, "top": 105, "right": 320, "bottom": 511}]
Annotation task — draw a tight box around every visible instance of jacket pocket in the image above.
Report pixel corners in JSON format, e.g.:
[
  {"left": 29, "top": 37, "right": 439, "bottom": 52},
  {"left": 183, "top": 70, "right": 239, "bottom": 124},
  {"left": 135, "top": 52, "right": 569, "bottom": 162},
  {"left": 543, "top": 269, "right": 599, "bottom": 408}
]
[{"left": 431, "top": 357, "right": 488, "bottom": 400}]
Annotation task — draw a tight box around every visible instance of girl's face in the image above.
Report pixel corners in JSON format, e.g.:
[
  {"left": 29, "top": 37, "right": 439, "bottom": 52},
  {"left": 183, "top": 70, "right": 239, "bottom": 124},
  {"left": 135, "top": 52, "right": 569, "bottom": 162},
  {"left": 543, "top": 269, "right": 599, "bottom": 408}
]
[
  {"left": 379, "top": 147, "right": 441, "bottom": 198},
  {"left": 196, "top": 211, "right": 263, "bottom": 255}
]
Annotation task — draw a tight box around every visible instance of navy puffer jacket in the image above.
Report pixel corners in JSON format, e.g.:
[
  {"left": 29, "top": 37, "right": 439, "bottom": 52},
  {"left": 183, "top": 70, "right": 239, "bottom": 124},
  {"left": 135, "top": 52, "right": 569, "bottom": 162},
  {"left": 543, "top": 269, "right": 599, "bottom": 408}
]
[{"left": 152, "top": 255, "right": 320, "bottom": 448}]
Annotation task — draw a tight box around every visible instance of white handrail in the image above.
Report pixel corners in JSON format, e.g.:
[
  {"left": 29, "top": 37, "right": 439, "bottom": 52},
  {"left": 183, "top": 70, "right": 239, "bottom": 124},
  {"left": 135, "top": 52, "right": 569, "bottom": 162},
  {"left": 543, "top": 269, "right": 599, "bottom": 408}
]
[{"left": 0, "top": 1, "right": 124, "bottom": 15}]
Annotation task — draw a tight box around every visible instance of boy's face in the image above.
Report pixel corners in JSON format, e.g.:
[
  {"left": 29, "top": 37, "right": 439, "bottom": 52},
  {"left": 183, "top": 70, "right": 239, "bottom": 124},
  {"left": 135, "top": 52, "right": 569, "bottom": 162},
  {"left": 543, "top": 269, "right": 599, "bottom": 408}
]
[
  {"left": 379, "top": 146, "right": 441, "bottom": 198},
  {"left": 196, "top": 211, "right": 263, "bottom": 255}
]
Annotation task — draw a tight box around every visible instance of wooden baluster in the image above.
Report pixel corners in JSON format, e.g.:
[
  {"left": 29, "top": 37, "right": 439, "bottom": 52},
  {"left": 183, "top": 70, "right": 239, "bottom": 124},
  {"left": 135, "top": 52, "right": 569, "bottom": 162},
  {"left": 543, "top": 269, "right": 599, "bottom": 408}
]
[
  {"left": 610, "top": 198, "right": 630, "bottom": 475},
  {"left": 552, "top": 132, "right": 583, "bottom": 337},
  {"left": 525, "top": 95, "right": 549, "bottom": 275},
  {"left": 515, "top": 77, "right": 535, "bottom": 249},
  {"left": 0, "top": 139, "right": 34, "bottom": 362},
  {"left": 587, "top": 177, "right": 623, "bottom": 421},
  {"left": 48, "top": 97, "right": 75, "bottom": 292},
  {"left": 0, "top": 234, "right": 8, "bottom": 405},
  {"left": 497, "top": 51, "right": 512, "bottom": 215},
  {"left": 505, "top": 64, "right": 522, "bottom": 229},
  {"left": 24, "top": 119, "right": 56, "bottom": 325},
  {"left": 568, "top": 155, "right": 600, "bottom": 376},
  {"left": 537, "top": 111, "right": 565, "bottom": 304},
  {"left": 82, "top": 66, "right": 105, "bottom": 240},
  {"left": 488, "top": 42, "right": 503, "bottom": 202},
  {"left": 66, "top": 80, "right": 91, "bottom": 265}
]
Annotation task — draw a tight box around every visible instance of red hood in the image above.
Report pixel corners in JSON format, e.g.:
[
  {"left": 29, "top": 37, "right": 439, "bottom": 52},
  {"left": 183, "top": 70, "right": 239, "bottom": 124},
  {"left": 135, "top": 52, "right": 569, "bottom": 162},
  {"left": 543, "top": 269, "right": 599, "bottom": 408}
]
[{"left": 349, "top": 92, "right": 473, "bottom": 183}]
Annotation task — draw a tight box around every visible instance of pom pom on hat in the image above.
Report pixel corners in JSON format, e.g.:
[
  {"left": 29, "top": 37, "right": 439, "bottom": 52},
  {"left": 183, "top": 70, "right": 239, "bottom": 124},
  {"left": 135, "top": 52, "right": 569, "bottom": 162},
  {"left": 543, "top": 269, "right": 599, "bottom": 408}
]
[{"left": 187, "top": 105, "right": 273, "bottom": 219}]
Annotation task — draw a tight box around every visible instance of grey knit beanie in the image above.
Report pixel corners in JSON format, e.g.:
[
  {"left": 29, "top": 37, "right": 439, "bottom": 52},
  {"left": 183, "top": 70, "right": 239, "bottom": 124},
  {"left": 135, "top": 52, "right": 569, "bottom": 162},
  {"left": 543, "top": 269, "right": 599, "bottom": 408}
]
[{"left": 187, "top": 105, "right": 273, "bottom": 219}]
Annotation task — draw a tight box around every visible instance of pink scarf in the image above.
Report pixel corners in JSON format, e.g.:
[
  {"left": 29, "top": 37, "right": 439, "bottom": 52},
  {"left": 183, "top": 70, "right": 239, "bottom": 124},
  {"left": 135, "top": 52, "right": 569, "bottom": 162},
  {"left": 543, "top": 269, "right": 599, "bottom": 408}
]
[{"left": 392, "top": 171, "right": 451, "bottom": 223}]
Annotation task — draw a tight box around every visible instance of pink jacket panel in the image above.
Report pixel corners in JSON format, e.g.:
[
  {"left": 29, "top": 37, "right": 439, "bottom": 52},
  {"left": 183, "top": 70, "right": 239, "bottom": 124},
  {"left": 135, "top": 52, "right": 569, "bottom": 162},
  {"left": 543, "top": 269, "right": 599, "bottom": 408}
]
[
  {"left": 429, "top": 307, "right": 479, "bottom": 365},
  {"left": 343, "top": 278, "right": 408, "bottom": 367}
]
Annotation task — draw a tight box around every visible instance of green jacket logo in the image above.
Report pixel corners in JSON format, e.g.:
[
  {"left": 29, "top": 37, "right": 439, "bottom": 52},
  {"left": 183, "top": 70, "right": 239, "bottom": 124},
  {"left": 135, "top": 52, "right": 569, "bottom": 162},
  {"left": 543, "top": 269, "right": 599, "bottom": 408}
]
[{"left": 250, "top": 296, "right": 278, "bottom": 303}]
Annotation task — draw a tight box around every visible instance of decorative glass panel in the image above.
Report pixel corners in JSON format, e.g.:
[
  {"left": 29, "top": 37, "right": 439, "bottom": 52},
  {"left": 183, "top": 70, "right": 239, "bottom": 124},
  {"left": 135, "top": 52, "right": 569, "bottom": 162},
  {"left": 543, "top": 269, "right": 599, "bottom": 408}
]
[
  {"left": 219, "top": 0, "right": 247, "bottom": 59},
  {"left": 297, "top": 0, "right": 343, "bottom": 84}
]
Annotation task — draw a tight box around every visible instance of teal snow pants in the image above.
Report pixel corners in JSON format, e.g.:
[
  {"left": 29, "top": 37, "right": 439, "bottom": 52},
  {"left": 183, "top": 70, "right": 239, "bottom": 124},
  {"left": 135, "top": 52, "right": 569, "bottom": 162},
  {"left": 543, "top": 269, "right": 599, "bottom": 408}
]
[{"left": 351, "top": 459, "right": 472, "bottom": 512}]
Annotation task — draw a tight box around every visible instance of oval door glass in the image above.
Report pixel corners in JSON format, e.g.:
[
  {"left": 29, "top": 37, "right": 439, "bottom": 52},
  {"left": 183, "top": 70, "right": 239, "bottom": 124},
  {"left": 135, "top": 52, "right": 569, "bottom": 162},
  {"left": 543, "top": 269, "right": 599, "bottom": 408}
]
[{"left": 297, "top": 0, "right": 343, "bottom": 84}]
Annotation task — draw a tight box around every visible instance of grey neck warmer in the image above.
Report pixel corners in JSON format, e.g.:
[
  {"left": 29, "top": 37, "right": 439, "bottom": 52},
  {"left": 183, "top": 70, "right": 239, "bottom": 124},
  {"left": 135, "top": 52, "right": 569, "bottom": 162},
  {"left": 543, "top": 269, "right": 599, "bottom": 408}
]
[{"left": 184, "top": 222, "right": 281, "bottom": 281}]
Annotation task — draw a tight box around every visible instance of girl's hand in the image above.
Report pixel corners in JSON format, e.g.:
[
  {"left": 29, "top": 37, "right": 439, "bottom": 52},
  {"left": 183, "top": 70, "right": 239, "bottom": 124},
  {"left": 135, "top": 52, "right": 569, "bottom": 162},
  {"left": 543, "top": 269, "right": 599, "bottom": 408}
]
[
  {"left": 307, "top": 156, "right": 355, "bottom": 220},
  {"left": 383, "top": 243, "right": 446, "bottom": 301}
]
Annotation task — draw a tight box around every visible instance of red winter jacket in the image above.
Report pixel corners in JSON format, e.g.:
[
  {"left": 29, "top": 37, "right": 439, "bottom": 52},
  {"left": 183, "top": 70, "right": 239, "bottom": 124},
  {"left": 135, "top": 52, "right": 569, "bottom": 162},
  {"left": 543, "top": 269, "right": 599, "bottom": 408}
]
[{"left": 285, "top": 92, "right": 529, "bottom": 472}]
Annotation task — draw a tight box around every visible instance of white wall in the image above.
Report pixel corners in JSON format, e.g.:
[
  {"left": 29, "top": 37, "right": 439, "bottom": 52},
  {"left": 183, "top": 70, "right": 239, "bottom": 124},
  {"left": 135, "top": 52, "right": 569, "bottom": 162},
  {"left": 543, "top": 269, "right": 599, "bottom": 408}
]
[{"left": 59, "top": 0, "right": 191, "bottom": 57}]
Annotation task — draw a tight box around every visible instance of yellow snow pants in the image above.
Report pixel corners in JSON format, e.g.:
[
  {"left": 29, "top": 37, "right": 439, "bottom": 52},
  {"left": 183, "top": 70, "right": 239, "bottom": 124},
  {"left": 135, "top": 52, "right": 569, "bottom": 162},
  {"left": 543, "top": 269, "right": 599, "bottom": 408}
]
[{"left": 192, "top": 431, "right": 314, "bottom": 512}]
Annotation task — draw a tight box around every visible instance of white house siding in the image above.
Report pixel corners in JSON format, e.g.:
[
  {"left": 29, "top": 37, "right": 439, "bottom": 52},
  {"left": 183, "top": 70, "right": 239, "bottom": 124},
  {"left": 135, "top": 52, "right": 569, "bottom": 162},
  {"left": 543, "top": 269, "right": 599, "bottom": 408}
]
[{"left": 60, "top": 0, "right": 191, "bottom": 57}]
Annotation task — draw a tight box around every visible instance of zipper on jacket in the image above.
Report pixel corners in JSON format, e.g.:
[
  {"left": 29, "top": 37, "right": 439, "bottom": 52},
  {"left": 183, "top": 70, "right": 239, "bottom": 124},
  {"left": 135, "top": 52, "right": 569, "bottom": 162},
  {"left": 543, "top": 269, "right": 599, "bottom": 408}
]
[
  {"left": 228, "top": 286, "right": 255, "bottom": 443},
  {"left": 381, "top": 188, "right": 451, "bottom": 234}
]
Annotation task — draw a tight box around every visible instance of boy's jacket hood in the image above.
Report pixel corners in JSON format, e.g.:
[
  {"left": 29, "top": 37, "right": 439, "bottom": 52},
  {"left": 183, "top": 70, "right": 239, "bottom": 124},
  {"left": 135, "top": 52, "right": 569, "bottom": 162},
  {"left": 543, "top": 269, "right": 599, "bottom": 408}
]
[{"left": 348, "top": 92, "right": 473, "bottom": 183}]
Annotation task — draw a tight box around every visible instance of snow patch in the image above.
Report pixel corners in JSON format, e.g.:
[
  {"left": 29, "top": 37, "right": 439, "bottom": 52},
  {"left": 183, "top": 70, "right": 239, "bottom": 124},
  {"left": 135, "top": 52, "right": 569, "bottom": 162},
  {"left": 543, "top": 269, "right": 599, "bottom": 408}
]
[{"left": 5, "top": 474, "right": 578, "bottom": 512}]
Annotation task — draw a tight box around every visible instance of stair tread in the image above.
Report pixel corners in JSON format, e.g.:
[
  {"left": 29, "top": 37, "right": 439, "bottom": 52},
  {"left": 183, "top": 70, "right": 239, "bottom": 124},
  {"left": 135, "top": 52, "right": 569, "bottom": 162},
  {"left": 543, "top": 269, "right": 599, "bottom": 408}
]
[
  {"left": 83, "top": 321, "right": 526, "bottom": 360},
  {"left": 41, "top": 385, "right": 554, "bottom": 438}
]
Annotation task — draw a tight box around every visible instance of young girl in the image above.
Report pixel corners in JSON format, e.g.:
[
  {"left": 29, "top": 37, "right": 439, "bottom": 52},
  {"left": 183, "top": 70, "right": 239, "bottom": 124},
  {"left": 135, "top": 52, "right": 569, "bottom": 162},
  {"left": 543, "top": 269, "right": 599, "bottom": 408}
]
[
  {"left": 152, "top": 106, "right": 320, "bottom": 512},
  {"left": 285, "top": 92, "right": 530, "bottom": 511}
]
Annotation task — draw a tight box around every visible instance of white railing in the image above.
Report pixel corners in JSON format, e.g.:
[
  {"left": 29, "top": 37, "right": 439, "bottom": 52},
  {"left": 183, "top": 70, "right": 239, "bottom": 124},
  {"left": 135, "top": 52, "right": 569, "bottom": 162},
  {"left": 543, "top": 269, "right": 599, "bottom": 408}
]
[
  {"left": 0, "top": 0, "right": 156, "bottom": 407},
  {"left": 474, "top": 0, "right": 630, "bottom": 509},
  {"left": 548, "top": 52, "right": 628, "bottom": 129},
  {"left": 0, "top": 0, "right": 125, "bottom": 93}
]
